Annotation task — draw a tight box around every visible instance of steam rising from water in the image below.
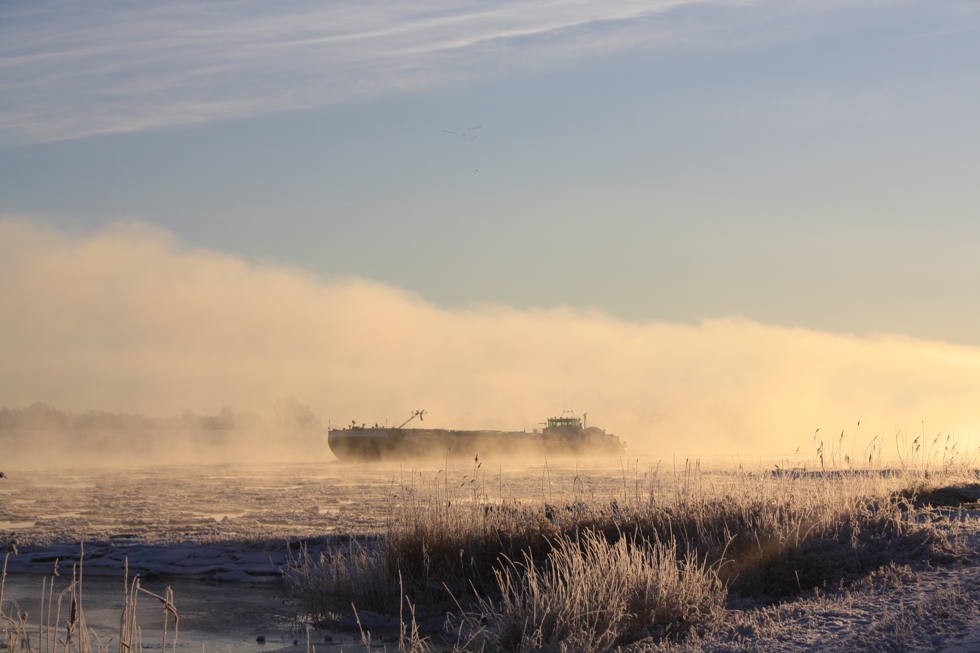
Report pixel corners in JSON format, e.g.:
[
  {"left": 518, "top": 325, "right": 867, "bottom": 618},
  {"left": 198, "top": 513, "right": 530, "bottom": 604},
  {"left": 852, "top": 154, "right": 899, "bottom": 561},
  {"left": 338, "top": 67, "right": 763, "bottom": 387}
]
[{"left": 3, "top": 217, "right": 980, "bottom": 461}]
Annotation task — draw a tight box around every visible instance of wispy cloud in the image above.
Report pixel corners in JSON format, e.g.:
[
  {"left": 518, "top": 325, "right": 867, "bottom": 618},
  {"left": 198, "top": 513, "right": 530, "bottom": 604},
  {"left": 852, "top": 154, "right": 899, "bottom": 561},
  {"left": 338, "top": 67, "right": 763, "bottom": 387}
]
[
  {"left": 0, "top": 0, "right": 898, "bottom": 143},
  {"left": 3, "top": 216, "right": 980, "bottom": 458}
]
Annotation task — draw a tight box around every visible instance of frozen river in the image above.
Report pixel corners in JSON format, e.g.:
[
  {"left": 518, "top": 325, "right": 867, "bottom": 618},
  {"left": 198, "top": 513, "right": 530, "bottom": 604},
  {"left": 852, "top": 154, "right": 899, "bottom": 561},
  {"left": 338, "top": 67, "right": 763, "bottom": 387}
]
[
  {"left": 0, "top": 458, "right": 669, "bottom": 545},
  {"left": 1, "top": 462, "right": 402, "bottom": 544},
  {"left": 0, "top": 458, "right": 663, "bottom": 651}
]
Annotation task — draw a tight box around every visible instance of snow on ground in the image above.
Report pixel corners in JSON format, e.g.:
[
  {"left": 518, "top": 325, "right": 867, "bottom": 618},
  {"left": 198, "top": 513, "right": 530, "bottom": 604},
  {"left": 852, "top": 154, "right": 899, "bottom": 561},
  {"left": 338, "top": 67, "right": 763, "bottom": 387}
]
[
  {"left": 698, "top": 561, "right": 980, "bottom": 652},
  {"left": 634, "top": 508, "right": 980, "bottom": 653}
]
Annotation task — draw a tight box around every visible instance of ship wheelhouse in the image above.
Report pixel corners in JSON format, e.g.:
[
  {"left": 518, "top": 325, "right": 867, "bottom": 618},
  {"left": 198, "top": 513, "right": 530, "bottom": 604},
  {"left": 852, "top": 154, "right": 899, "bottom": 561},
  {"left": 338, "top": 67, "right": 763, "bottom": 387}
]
[
  {"left": 547, "top": 416, "right": 581, "bottom": 430},
  {"left": 543, "top": 415, "right": 585, "bottom": 439}
]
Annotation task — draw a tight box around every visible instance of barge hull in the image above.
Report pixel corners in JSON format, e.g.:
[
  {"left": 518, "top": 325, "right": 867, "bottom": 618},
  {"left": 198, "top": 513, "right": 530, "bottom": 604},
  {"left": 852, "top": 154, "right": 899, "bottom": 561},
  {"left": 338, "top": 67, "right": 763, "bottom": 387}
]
[{"left": 328, "top": 428, "right": 625, "bottom": 461}]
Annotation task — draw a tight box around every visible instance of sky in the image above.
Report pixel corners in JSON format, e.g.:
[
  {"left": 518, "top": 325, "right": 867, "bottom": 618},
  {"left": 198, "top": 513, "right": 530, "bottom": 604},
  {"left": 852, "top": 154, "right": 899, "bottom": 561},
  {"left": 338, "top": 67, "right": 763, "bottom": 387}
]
[{"left": 1, "top": 0, "right": 978, "bottom": 456}]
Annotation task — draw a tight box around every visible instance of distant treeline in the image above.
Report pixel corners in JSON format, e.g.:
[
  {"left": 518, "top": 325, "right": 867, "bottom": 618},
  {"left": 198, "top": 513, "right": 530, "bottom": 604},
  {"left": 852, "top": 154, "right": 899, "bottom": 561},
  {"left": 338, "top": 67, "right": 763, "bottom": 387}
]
[{"left": 0, "top": 398, "right": 321, "bottom": 430}]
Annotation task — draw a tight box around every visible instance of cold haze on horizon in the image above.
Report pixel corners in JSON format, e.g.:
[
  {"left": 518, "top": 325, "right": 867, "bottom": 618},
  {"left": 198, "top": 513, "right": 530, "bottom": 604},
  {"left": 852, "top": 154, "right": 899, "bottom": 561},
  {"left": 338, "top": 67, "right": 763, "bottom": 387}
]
[
  {"left": 4, "top": 218, "right": 980, "bottom": 460},
  {"left": 1, "top": 0, "right": 979, "bottom": 457}
]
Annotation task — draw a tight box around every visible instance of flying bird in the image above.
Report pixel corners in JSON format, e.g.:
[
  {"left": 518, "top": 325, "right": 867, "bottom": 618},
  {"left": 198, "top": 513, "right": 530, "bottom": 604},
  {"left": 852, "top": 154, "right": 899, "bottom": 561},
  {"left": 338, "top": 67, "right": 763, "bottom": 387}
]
[
  {"left": 442, "top": 127, "right": 481, "bottom": 139},
  {"left": 0, "top": 471, "right": 6, "bottom": 479}
]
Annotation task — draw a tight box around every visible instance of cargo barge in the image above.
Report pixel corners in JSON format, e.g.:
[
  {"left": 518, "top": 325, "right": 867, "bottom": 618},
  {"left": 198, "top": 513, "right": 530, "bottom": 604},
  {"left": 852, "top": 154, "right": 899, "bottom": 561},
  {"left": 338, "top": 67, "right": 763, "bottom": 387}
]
[{"left": 328, "top": 410, "right": 625, "bottom": 461}]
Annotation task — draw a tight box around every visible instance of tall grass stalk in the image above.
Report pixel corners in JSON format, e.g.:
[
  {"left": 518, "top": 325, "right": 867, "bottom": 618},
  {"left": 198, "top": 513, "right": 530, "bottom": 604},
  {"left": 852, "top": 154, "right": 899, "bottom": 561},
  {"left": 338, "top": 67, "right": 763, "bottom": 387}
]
[{"left": 0, "top": 551, "right": 178, "bottom": 653}]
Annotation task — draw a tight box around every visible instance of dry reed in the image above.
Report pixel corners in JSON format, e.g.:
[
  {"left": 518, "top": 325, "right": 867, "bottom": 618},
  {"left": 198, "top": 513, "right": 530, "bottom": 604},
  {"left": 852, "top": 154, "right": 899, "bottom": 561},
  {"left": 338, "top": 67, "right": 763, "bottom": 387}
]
[
  {"left": 483, "top": 530, "right": 723, "bottom": 653},
  {"left": 286, "top": 456, "right": 977, "bottom": 652},
  {"left": 0, "top": 548, "right": 178, "bottom": 653}
]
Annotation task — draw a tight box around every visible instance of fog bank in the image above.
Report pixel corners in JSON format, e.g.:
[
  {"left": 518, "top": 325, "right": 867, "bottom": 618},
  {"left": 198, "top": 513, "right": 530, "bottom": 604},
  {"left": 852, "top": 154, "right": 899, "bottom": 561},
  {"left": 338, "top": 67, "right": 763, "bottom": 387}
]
[{"left": 3, "top": 217, "right": 980, "bottom": 460}]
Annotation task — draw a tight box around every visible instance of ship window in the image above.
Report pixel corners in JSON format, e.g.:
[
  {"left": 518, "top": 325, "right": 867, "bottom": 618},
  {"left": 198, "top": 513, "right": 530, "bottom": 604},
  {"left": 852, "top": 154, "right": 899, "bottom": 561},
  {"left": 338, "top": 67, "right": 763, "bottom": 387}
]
[{"left": 550, "top": 418, "right": 580, "bottom": 427}]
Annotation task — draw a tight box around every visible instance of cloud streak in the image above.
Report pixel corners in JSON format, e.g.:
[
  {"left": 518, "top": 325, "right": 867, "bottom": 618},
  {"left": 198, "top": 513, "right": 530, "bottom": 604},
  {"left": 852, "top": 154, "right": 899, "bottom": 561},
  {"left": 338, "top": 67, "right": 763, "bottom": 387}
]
[
  {"left": 0, "top": 0, "right": 906, "bottom": 143},
  {"left": 3, "top": 216, "right": 980, "bottom": 460}
]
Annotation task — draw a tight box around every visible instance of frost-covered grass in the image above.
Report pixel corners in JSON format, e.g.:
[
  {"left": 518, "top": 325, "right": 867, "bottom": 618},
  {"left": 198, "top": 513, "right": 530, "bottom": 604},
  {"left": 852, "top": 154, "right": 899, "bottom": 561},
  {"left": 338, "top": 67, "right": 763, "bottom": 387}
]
[
  {"left": 286, "top": 462, "right": 980, "bottom": 653},
  {"left": 484, "top": 530, "right": 724, "bottom": 652}
]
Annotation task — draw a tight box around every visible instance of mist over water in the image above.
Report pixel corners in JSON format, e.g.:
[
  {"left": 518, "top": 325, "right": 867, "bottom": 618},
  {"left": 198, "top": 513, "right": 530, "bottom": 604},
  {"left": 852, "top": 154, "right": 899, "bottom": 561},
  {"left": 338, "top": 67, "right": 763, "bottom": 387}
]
[
  {"left": 0, "top": 458, "right": 663, "bottom": 543},
  {"left": 0, "top": 429, "right": 334, "bottom": 469},
  {"left": 3, "top": 217, "right": 980, "bottom": 463}
]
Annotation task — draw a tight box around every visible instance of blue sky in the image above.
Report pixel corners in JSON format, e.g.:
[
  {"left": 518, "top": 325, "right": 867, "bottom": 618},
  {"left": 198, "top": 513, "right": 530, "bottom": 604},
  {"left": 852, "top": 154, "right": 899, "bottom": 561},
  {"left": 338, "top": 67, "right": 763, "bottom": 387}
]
[{"left": 2, "top": 0, "right": 978, "bottom": 342}]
